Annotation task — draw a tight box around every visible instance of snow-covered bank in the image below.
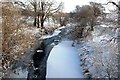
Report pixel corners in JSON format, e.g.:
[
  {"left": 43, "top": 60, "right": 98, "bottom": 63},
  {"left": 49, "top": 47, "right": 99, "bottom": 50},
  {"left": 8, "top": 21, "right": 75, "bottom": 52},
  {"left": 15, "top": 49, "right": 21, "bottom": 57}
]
[
  {"left": 46, "top": 40, "right": 84, "bottom": 78},
  {"left": 77, "top": 22, "right": 118, "bottom": 78}
]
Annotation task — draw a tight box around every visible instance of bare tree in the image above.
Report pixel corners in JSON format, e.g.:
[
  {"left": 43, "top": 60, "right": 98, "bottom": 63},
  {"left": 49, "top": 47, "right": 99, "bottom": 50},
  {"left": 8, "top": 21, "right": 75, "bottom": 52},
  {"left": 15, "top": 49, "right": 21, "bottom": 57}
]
[
  {"left": 30, "top": 0, "right": 38, "bottom": 27},
  {"left": 89, "top": 2, "right": 104, "bottom": 31},
  {"left": 75, "top": 4, "right": 103, "bottom": 31},
  {"left": 106, "top": 1, "right": 120, "bottom": 11},
  {"left": 69, "top": 3, "right": 104, "bottom": 40},
  {"left": 106, "top": 1, "right": 120, "bottom": 25},
  {"left": 30, "top": 0, "right": 63, "bottom": 28},
  {"left": 52, "top": 12, "right": 67, "bottom": 26}
]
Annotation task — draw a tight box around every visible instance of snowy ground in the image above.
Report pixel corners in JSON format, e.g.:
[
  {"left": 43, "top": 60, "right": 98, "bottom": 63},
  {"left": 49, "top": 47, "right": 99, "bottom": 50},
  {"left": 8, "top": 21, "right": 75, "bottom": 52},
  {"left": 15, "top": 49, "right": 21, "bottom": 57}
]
[
  {"left": 8, "top": 68, "right": 28, "bottom": 78},
  {"left": 46, "top": 40, "right": 84, "bottom": 78}
]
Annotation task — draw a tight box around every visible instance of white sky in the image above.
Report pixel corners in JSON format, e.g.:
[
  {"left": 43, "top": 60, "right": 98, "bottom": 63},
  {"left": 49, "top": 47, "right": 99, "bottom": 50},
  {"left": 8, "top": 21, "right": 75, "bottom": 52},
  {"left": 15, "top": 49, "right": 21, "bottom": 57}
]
[{"left": 56, "top": 0, "right": 119, "bottom": 12}]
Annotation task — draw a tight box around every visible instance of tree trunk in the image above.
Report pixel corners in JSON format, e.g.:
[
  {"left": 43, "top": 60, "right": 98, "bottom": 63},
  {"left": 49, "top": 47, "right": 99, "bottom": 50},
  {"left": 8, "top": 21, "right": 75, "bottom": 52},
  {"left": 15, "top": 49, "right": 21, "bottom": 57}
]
[
  {"left": 118, "top": 2, "right": 120, "bottom": 25},
  {"left": 91, "top": 25, "right": 94, "bottom": 31},
  {"left": 34, "top": 5, "right": 37, "bottom": 27},
  {"left": 80, "top": 27, "right": 84, "bottom": 38},
  {"left": 34, "top": 17, "right": 37, "bottom": 26},
  {"left": 37, "top": 15, "right": 40, "bottom": 28},
  {"left": 90, "top": 20, "right": 95, "bottom": 31},
  {"left": 59, "top": 17, "right": 62, "bottom": 26},
  {"left": 118, "top": 1, "right": 120, "bottom": 79},
  {"left": 41, "top": 2, "right": 44, "bottom": 29},
  {"left": 41, "top": 20, "right": 44, "bottom": 29}
]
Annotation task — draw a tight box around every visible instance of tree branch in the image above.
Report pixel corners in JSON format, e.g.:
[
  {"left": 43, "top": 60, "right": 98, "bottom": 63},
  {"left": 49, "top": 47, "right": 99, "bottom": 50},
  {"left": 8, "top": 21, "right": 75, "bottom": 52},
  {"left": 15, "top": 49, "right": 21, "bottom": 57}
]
[{"left": 103, "top": 1, "right": 120, "bottom": 11}]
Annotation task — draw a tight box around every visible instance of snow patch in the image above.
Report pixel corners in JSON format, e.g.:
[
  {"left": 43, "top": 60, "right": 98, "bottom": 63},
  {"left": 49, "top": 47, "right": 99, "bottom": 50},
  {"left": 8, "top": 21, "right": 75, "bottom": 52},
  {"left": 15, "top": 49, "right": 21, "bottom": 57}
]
[
  {"left": 57, "top": 26, "right": 65, "bottom": 30},
  {"left": 41, "top": 30, "right": 61, "bottom": 39},
  {"left": 9, "top": 67, "right": 28, "bottom": 78}
]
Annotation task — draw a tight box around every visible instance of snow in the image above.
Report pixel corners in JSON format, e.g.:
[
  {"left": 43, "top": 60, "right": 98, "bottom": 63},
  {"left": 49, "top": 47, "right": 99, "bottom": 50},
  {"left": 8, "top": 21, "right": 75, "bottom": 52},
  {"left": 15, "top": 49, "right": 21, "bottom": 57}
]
[
  {"left": 57, "top": 26, "right": 65, "bottom": 30},
  {"left": 100, "top": 24, "right": 107, "bottom": 27},
  {"left": 92, "top": 34, "right": 113, "bottom": 43},
  {"left": 106, "top": 11, "right": 118, "bottom": 20},
  {"left": 26, "top": 17, "right": 34, "bottom": 24},
  {"left": 41, "top": 30, "right": 61, "bottom": 39},
  {"left": 46, "top": 40, "right": 84, "bottom": 78},
  {"left": 80, "top": 41, "right": 118, "bottom": 78},
  {"left": 23, "top": 28, "right": 40, "bottom": 34},
  {"left": 78, "top": 22, "right": 118, "bottom": 78},
  {"left": 9, "top": 67, "right": 28, "bottom": 78},
  {"left": 12, "top": 70, "right": 28, "bottom": 78}
]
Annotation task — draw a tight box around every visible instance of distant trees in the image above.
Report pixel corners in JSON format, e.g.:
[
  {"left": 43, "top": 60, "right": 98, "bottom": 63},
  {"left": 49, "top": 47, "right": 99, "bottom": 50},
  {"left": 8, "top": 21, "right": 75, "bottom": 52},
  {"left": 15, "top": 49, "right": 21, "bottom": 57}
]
[
  {"left": 75, "top": 3, "right": 103, "bottom": 31},
  {"left": 89, "top": 2, "right": 104, "bottom": 30},
  {"left": 29, "top": 0, "right": 63, "bottom": 28},
  {"left": 52, "top": 12, "right": 67, "bottom": 26},
  {"left": 69, "top": 2, "right": 104, "bottom": 39},
  {"left": 14, "top": 0, "right": 64, "bottom": 28}
]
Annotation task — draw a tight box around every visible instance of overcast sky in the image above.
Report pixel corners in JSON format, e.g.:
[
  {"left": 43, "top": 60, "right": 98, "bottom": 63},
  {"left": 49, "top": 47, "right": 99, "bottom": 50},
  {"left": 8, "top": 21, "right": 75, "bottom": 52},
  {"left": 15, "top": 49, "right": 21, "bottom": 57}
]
[{"left": 56, "top": 0, "right": 119, "bottom": 12}]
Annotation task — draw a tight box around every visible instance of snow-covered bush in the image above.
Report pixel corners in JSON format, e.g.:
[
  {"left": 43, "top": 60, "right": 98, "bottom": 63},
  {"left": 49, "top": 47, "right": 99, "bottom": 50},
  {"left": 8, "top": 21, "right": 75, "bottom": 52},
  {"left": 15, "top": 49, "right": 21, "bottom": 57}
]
[
  {"left": 79, "top": 22, "right": 118, "bottom": 78},
  {"left": 84, "top": 43, "right": 118, "bottom": 78}
]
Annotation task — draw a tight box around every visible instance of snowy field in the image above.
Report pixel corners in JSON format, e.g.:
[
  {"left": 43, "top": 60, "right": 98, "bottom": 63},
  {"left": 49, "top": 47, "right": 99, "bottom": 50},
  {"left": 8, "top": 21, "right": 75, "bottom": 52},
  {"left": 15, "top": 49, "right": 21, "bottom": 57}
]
[{"left": 46, "top": 40, "right": 84, "bottom": 78}]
